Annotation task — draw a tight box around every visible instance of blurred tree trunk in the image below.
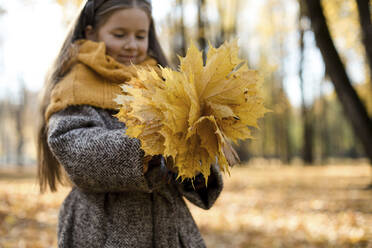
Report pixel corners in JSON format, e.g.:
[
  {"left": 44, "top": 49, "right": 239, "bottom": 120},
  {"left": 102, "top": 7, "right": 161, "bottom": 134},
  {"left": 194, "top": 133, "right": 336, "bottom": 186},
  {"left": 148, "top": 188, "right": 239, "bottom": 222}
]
[
  {"left": 298, "top": 0, "right": 314, "bottom": 164},
  {"left": 319, "top": 84, "right": 331, "bottom": 163},
  {"left": 272, "top": 86, "right": 280, "bottom": 159},
  {"left": 15, "top": 108, "right": 24, "bottom": 166},
  {"left": 260, "top": 1, "right": 293, "bottom": 164},
  {"left": 356, "top": 0, "right": 372, "bottom": 82},
  {"left": 0, "top": 102, "right": 4, "bottom": 164},
  {"left": 1, "top": 100, "right": 12, "bottom": 164},
  {"left": 176, "top": 0, "right": 187, "bottom": 56},
  {"left": 197, "top": 0, "right": 207, "bottom": 52},
  {"left": 14, "top": 82, "right": 27, "bottom": 167},
  {"left": 304, "top": 0, "right": 372, "bottom": 165},
  {"left": 261, "top": 69, "right": 276, "bottom": 159},
  {"left": 302, "top": 107, "right": 314, "bottom": 164},
  {"left": 215, "top": 0, "right": 240, "bottom": 46},
  {"left": 170, "top": 0, "right": 187, "bottom": 66},
  {"left": 278, "top": 9, "right": 292, "bottom": 164},
  {"left": 278, "top": 89, "right": 292, "bottom": 164}
]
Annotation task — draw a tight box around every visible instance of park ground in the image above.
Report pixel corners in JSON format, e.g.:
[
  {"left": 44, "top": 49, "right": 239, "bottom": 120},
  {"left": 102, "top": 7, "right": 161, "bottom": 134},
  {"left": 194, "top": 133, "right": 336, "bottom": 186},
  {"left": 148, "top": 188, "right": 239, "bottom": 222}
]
[{"left": 1, "top": 161, "right": 372, "bottom": 248}]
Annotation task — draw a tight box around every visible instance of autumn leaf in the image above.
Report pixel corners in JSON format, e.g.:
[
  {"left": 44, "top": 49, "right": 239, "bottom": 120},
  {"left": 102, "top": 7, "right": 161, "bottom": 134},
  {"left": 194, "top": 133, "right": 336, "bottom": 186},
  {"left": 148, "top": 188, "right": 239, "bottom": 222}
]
[{"left": 114, "top": 40, "right": 269, "bottom": 181}]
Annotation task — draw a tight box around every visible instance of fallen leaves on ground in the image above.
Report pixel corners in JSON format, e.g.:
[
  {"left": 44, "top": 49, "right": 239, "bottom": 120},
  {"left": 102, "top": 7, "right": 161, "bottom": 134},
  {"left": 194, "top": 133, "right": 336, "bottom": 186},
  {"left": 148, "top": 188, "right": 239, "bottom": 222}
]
[
  {"left": 191, "top": 163, "right": 372, "bottom": 248},
  {"left": 1, "top": 163, "right": 372, "bottom": 247},
  {"left": 0, "top": 168, "right": 69, "bottom": 248}
]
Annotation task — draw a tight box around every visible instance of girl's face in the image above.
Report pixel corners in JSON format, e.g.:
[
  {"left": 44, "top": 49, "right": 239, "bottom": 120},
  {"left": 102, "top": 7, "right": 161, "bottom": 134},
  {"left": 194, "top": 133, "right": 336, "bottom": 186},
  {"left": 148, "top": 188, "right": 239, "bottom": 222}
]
[{"left": 86, "top": 8, "right": 150, "bottom": 65}]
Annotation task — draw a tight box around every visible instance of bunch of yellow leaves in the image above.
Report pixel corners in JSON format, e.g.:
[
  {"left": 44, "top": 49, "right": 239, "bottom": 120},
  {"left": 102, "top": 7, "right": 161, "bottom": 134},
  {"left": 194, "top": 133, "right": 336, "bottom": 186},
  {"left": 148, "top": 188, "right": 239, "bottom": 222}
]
[{"left": 114, "top": 41, "right": 268, "bottom": 181}]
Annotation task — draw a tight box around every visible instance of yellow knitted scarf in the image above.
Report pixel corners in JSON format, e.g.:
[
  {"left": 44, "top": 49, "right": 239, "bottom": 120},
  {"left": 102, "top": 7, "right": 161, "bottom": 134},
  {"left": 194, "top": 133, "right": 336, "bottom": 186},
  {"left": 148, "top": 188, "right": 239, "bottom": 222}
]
[{"left": 45, "top": 40, "right": 159, "bottom": 121}]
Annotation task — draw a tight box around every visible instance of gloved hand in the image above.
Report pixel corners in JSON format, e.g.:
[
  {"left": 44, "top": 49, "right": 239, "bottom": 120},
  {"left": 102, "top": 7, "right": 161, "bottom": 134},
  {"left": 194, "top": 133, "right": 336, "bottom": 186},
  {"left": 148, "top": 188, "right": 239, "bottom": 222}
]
[
  {"left": 160, "top": 156, "right": 179, "bottom": 183},
  {"left": 144, "top": 154, "right": 165, "bottom": 173},
  {"left": 181, "top": 173, "right": 208, "bottom": 191},
  {"left": 161, "top": 157, "right": 211, "bottom": 190},
  {"left": 142, "top": 155, "right": 152, "bottom": 173},
  {"left": 144, "top": 155, "right": 212, "bottom": 189},
  {"left": 144, "top": 155, "right": 178, "bottom": 183}
]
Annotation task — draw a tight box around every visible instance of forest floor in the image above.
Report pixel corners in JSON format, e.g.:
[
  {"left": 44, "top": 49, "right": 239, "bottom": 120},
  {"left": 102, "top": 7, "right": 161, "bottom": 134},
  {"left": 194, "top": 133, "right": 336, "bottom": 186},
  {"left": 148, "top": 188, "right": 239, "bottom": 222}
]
[{"left": 1, "top": 162, "right": 372, "bottom": 248}]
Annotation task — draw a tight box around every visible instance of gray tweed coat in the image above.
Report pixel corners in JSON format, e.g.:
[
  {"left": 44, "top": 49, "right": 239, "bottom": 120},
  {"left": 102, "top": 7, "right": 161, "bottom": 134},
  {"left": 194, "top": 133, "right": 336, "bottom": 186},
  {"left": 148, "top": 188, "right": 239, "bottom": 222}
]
[{"left": 47, "top": 105, "right": 223, "bottom": 248}]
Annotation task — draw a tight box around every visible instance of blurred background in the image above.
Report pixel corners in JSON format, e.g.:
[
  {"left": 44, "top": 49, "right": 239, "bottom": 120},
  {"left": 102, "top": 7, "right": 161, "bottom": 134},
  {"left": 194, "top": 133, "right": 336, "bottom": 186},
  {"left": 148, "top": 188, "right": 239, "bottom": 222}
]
[
  {"left": 1, "top": 0, "right": 372, "bottom": 247},
  {"left": 1, "top": 0, "right": 372, "bottom": 166}
]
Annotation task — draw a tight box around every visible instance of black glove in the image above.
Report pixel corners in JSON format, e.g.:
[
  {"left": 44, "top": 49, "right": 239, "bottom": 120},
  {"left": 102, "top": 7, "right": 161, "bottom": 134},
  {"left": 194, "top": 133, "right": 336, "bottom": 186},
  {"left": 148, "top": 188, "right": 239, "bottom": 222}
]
[{"left": 148, "top": 155, "right": 176, "bottom": 183}]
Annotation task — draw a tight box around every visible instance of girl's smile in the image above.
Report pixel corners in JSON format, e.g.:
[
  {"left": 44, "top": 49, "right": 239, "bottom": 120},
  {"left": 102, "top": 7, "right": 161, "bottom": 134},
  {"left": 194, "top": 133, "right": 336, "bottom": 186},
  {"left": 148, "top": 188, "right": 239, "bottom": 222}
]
[{"left": 85, "top": 8, "right": 150, "bottom": 65}]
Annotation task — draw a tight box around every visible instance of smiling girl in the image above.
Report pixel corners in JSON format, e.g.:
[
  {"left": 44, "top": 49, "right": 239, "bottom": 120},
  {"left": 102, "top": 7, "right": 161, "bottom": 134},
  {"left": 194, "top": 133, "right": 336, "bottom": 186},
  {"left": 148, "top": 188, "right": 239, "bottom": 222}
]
[{"left": 37, "top": 0, "right": 223, "bottom": 247}]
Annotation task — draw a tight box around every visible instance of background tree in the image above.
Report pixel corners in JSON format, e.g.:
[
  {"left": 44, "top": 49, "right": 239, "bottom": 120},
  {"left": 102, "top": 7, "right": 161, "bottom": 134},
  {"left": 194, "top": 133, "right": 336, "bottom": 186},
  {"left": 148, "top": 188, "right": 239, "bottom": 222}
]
[
  {"left": 356, "top": 0, "right": 372, "bottom": 81},
  {"left": 304, "top": 0, "right": 372, "bottom": 165},
  {"left": 14, "top": 78, "right": 27, "bottom": 167},
  {"left": 197, "top": 0, "right": 207, "bottom": 52},
  {"left": 169, "top": 0, "right": 187, "bottom": 66},
  {"left": 1, "top": 0, "right": 371, "bottom": 166},
  {"left": 214, "top": 0, "right": 240, "bottom": 46},
  {"left": 298, "top": 0, "right": 314, "bottom": 164}
]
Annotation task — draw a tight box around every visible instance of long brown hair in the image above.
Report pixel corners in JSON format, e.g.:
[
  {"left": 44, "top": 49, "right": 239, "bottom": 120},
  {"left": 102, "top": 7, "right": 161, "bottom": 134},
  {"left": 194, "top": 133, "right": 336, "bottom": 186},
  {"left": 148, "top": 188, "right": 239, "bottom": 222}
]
[{"left": 37, "top": 0, "right": 168, "bottom": 193}]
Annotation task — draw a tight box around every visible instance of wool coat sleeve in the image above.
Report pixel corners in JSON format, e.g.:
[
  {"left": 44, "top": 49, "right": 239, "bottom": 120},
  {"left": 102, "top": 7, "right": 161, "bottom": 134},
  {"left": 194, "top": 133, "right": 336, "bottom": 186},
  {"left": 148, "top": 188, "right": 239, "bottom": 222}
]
[
  {"left": 47, "top": 105, "right": 164, "bottom": 193},
  {"left": 176, "top": 164, "right": 223, "bottom": 210}
]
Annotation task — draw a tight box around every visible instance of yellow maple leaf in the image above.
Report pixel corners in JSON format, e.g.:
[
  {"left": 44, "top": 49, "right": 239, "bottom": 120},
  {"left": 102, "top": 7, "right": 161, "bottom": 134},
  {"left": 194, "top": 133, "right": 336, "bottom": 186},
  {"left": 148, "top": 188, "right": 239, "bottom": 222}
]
[{"left": 114, "top": 40, "right": 269, "bottom": 181}]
